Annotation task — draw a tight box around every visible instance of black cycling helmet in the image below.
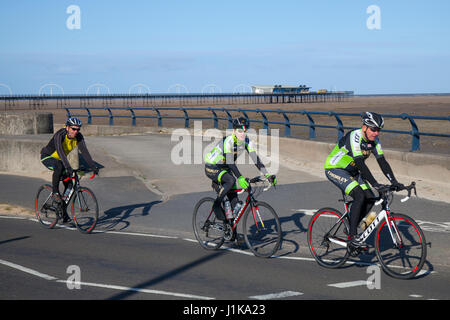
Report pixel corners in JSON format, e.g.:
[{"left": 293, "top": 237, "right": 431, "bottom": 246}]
[
  {"left": 66, "top": 117, "right": 82, "bottom": 127},
  {"left": 232, "top": 117, "right": 249, "bottom": 131},
  {"left": 362, "top": 112, "right": 384, "bottom": 129}
]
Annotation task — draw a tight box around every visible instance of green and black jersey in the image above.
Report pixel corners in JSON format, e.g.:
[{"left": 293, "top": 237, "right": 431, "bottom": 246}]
[
  {"left": 205, "top": 134, "right": 267, "bottom": 179},
  {"left": 324, "top": 128, "right": 397, "bottom": 187},
  {"left": 324, "top": 129, "right": 384, "bottom": 175}
]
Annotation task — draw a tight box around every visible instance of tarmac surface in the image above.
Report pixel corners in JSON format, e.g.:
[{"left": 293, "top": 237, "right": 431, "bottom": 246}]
[{"left": 0, "top": 132, "right": 449, "bottom": 300}]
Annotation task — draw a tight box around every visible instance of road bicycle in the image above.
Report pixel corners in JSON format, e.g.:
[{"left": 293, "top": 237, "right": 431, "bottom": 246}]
[
  {"left": 35, "top": 168, "right": 99, "bottom": 234},
  {"left": 307, "top": 182, "right": 427, "bottom": 279},
  {"left": 193, "top": 176, "right": 282, "bottom": 258}
]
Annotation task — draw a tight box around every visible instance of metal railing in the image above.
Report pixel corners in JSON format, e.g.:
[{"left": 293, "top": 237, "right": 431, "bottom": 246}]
[{"left": 64, "top": 106, "right": 450, "bottom": 152}]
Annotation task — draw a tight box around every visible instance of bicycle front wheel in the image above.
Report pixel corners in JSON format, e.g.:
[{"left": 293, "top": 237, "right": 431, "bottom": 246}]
[
  {"left": 192, "top": 197, "right": 225, "bottom": 250},
  {"left": 242, "top": 201, "right": 282, "bottom": 258},
  {"left": 72, "top": 187, "right": 99, "bottom": 234},
  {"left": 35, "top": 184, "right": 59, "bottom": 229},
  {"left": 375, "top": 213, "right": 427, "bottom": 279},
  {"left": 307, "top": 207, "right": 350, "bottom": 268}
]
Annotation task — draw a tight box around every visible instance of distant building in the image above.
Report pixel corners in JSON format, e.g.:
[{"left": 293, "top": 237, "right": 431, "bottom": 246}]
[{"left": 251, "top": 85, "right": 311, "bottom": 94}]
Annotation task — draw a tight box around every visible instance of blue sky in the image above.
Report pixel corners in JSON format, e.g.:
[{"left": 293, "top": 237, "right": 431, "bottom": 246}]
[{"left": 1, "top": 0, "right": 449, "bottom": 95}]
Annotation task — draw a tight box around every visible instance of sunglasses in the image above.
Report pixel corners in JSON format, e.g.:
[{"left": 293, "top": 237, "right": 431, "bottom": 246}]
[
  {"left": 368, "top": 127, "right": 381, "bottom": 132},
  {"left": 69, "top": 127, "right": 80, "bottom": 132},
  {"left": 235, "top": 125, "right": 248, "bottom": 133}
]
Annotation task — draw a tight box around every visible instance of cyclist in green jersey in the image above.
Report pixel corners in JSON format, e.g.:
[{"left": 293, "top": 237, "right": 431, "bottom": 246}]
[
  {"left": 324, "top": 112, "right": 404, "bottom": 249},
  {"left": 204, "top": 117, "right": 277, "bottom": 222}
]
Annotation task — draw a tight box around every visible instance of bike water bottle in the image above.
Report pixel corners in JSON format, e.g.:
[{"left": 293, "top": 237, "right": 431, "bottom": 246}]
[
  {"left": 63, "top": 186, "right": 73, "bottom": 201},
  {"left": 224, "top": 200, "right": 233, "bottom": 220},
  {"left": 232, "top": 201, "right": 243, "bottom": 218},
  {"left": 361, "top": 211, "right": 377, "bottom": 230}
]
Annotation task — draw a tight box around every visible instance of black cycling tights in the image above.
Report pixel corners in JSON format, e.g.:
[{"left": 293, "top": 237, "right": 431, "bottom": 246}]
[
  {"left": 213, "top": 172, "right": 239, "bottom": 220},
  {"left": 348, "top": 187, "right": 375, "bottom": 236},
  {"left": 41, "top": 157, "right": 72, "bottom": 195}
]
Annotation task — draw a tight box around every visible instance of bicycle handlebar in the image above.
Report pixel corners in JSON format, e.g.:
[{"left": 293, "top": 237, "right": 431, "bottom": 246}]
[
  {"left": 236, "top": 176, "right": 273, "bottom": 194},
  {"left": 63, "top": 170, "right": 96, "bottom": 182},
  {"left": 374, "top": 182, "right": 417, "bottom": 206}
]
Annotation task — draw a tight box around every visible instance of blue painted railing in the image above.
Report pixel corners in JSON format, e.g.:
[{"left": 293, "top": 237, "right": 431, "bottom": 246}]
[{"left": 64, "top": 106, "right": 450, "bottom": 152}]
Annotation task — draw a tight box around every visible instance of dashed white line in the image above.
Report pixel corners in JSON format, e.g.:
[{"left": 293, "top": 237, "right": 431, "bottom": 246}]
[
  {"left": 328, "top": 280, "right": 369, "bottom": 288},
  {"left": 249, "top": 291, "right": 303, "bottom": 300}
]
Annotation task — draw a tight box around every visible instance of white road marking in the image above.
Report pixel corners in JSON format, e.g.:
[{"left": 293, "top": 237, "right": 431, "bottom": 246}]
[
  {"left": 0, "top": 257, "right": 214, "bottom": 299},
  {"left": 56, "top": 280, "right": 214, "bottom": 300},
  {"left": 95, "top": 230, "right": 178, "bottom": 239},
  {"left": 249, "top": 291, "right": 303, "bottom": 300},
  {"left": 0, "top": 258, "right": 57, "bottom": 281},
  {"left": 328, "top": 280, "right": 369, "bottom": 288},
  {"left": 294, "top": 209, "right": 317, "bottom": 216}
]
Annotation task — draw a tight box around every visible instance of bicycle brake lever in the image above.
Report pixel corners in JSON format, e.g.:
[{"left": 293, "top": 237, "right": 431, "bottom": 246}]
[{"left": 374, "top": 198, "right": 384, "bottom": 206}]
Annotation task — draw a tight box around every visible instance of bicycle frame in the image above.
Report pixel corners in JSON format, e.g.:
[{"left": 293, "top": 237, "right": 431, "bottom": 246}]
[
  {"left": 329, "top": 185, "right": 415, "bottom": 249},
  {"left": 63, "top": 170, "right": 95, "bottom": 209},
  {"left": 206, "top": 177, "right": 270, "bottom": 231},
  {"left": 228, "top": 189, "right": 254, "bottom": 231}
]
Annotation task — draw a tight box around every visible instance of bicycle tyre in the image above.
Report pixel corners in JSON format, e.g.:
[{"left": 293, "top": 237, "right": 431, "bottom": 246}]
[
  {"left": 307, "top": 207, "right": 350, "bottom": 268},
  {"left": 242, "top": 201, "right": 282, "bottom": 258},
  {"left": 192, "top": 197, "right": 225, "bottom": 250},
  {"left": 71, "top": 187, "right": 99, "bottom": 234},
  {"left": 375, "top": 213, "right": 427, "bottom": 279},
  {"left": 35, "top": 184, "right": 59, "bottom": 229}
]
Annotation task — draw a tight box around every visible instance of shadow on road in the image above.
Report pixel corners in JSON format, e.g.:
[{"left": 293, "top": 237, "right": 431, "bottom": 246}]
[
  {"left": 107, "top": 250, "right": 225, "bottom": 300},
  {"left": 0, "top": 236, "right": 30, "bottom": 246},
  {"left": 97, "top": 201, "right": 162, "bottom": 231}
]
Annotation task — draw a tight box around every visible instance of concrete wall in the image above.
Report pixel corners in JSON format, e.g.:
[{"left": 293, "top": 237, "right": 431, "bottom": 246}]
[
  {"left": 0, "top": 112, "right": 53, "bottom": 135},
  {"left": 1, "top": 124, "right": 448, "bottom": 196},
  {"left": 274, "top": 137, "right": 450, "bottom": 185},
  {"left": 0, "top": 137, "right": 78, "bottom": 173}
]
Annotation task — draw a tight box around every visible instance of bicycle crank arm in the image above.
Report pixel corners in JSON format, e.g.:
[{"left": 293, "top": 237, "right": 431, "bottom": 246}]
[{"left": 328, "top": 237, "right": 347, "bottom": 247}]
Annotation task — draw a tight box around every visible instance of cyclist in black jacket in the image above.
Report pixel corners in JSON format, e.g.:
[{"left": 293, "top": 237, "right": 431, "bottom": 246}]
[{"left": 40, "top": 117, "right": 98, "bottom": 221}]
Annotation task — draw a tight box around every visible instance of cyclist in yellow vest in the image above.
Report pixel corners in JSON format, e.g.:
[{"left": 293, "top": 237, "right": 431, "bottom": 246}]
[{"left": 40, "top": 117, "right": 98, "bottom": 221}]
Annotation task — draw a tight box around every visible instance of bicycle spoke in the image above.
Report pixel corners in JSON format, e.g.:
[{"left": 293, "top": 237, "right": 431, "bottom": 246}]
[
  {"left": 307, "top": 208, "right": 350, "bottom": 268},
  {"left": 193, "top": 198, "right": 224, "bottom": 250},
  {"left": 35, "top": 185, "right": 59, "bottom": 229},
  {"left": 72, "top": 188, "right": 98, "bottom": 233},
  {"left": 243, "top": 202, "right": 281, "bottom": 258},
  {"left": 376, "top": 214, "right": 426, "bottom": 279}
]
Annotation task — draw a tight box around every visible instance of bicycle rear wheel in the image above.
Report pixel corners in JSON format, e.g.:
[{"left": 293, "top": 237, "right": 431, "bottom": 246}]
[
  {"left": 242, "top": 201, "right": 282, "bottom": 258},
  {"left": 192, "top": 197, "right": 225, "bottom": 250},
  {"left": 307, "top": 207, "right": 350, "bottom": 268},
  {"left": 72, "top": 187, "right": 98, "bottom": 234},
  {"left": 35, "top": 184, "right": 59, "bottom": 229},
  {"left": 375, "top": 213, "right": 427, "bottom": 279}
]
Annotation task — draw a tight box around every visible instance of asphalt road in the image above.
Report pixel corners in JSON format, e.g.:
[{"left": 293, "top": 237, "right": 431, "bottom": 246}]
[{"left": 1, "top": 134, "right": 449, "bottom": 302}]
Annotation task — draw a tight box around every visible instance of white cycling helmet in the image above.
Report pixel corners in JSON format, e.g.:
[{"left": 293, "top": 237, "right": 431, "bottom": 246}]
[
  {"left": 362, "top": 112, "right": 384, "bottom": 129},
  {"left": 66, "top": 117, "right": 82, "bottom": 127}
]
